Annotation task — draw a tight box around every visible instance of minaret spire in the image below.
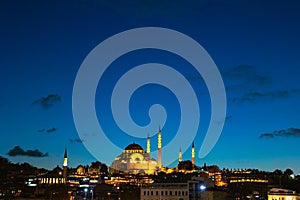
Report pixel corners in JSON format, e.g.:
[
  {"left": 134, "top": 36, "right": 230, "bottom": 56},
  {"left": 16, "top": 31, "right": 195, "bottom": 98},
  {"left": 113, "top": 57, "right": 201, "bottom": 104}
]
[
  {"left": 147, "top": 133, "right": 150, "bottom": 155},
  {"left": 179, "top": 146, "right": 182, "bottom": 162},
  {"left": 63, "top": 148, "right": 68, "bottom": 181},
  {"left": 192, "top": 141, "right": 195, "bottom": 168},
  {"left": 157, "top": 127, "right": 162, "bottom": 168}
]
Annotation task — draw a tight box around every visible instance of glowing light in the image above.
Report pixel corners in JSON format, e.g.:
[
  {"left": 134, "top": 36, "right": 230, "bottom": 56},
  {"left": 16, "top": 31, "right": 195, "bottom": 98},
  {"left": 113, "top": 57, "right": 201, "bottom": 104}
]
[
  {"left": 147, "top": 134, "right": 150, "bottom": 154},
  {"left": 200, "top": 185, "right": 206, "bottom": 191},
  {"left": 158, "top": 131, "right": 162, "bottom": 149}
]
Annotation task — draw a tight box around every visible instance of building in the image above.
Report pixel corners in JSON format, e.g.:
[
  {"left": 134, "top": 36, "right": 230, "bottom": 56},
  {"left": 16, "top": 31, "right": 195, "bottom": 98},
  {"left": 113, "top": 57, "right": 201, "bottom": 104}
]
[
  {"left": 228, "top": 170, "right": 268, "bottom": 199},
  {"left": 141, "top": 182, "right": 189, "bottom": 200},
  {"left": 40, "top": 149, "right": 67, "bottom": 185},
  {"left": 110, "top": 142, "right": 158, "bottom": 174},
  {"left": 111, "top": 128, "right": 164, "bottom": 174},
  {"left": 141, "top": 176, "right": 220, "bottom": 200},
  {"left": 110, "top": 128, "right": 198, "bottom": 175},
  {"left": 268, "top": 188, "right": 300, "bottom": 200},
  {"left": 39, "top": 166, "right": 66, "bottom": 184}
]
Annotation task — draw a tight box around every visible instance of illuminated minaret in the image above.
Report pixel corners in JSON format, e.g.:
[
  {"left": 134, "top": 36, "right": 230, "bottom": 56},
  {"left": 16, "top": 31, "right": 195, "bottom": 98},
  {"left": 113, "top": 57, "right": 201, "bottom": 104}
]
[
  {"left": 63, "top": 148, "right": 68, "bottom": 180},
  {"left": 157, "top": 127, "right": 162, "bottom": 168},
  {"left": 191, "top": 141, "right": 195, "bottom": 168},
  {"left": 179, "top": 147, "right": 182, "bottom": 162},
  {"left": 147, "top": 133, "right": 150, "bottom": 155}
]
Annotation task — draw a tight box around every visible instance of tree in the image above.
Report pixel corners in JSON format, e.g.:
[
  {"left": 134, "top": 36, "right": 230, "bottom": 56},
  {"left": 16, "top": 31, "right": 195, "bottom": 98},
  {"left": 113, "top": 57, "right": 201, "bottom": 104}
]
[
  {"left": 284, "top": 168, "right": 294, "bottom": 176},
  {"left": 273, "top": 169, "right": 283, "bottom": 175},
  {"left": 100, "top": 164, "right": 108, "bottom": 174}
]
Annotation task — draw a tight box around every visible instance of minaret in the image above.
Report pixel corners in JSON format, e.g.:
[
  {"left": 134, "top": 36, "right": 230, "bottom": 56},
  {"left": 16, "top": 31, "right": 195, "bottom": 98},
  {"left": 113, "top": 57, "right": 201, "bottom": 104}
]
[
  {"left": 147, "top": 133, "right": 150, "bottom": 155},
  {"left": 179, "top": 147, "right": 182, "bottom": 162},
  {"left": 191, "top": 142, "right": 195, "bottom": 168},
  {"left": 63, "top": 148, "right": 68, "bottom": 180},
  {"left": 157, "top": 127, "right": 162, "bottom": 168}
]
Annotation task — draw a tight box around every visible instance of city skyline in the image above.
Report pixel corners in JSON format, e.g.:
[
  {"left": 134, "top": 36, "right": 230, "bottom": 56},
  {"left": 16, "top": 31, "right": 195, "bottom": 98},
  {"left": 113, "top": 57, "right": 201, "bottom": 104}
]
[{"left": 1, "top": 0, "right": 300, "bottom": 174}]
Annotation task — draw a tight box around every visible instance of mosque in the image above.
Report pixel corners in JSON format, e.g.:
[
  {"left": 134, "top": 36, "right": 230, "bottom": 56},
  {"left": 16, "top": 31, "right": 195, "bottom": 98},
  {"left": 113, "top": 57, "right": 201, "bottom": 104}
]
[{"left": 110, "top": 128, "right": 195, "bottom": 174}]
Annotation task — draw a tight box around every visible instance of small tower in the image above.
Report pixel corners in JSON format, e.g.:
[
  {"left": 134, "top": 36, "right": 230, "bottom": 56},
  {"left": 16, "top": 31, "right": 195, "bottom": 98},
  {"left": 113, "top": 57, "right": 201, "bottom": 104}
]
[
  {"left": 179, "top": 147, "right": 182, "bottom": 162},
  {"left": 157, "top": 127, "right": 162, "bottom": 168},
  {"left": 63, "top": 148, "right": 68, "bottom": 180},
  {"left": 191, "top": 141, "right": 195, "bottom": 168},
  {"left": 147, "top": 133, "right": 150, "bottom": 155}
]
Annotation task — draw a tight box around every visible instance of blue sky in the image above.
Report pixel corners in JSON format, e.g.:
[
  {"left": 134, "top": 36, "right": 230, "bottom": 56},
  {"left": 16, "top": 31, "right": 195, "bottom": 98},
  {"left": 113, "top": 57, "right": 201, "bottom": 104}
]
[{"left": 1, "top": 0, "right": 300, "bottom": 173}]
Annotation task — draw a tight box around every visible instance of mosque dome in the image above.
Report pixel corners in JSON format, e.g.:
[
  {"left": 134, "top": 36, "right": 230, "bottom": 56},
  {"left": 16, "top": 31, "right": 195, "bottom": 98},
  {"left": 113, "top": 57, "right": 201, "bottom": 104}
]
[{"left": 125, "top": 143, "right": 144, "bottom": 151}]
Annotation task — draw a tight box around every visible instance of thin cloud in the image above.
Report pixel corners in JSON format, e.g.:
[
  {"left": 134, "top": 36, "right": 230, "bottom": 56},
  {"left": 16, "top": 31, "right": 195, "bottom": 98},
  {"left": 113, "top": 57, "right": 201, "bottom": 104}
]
[
  {"left": 7, "top": 146, "right": 48, "bottom": 157},
  {"left": 37, "top": 128, "right": 57, "bottom": 133},
  {"left": 224, "top": 65, "right": 270, "bottom": 90},
  {"left": 70, "top": 138, "right": 84, "bottom": 143},
  {"left": 32, "top": 94, "right": 61, "bottom": 109},
  {"left": 187, "top": 65, "right": 270, "bottom": 95},
  {"left": 259, "top": 128, "right": 300, "bottom": 138},
  {"left": 232, "top": 89, "right": 300, "bottom": 103},
  {"left": 46, "top": 128, "right": 57, "bottom": 133},
  {"left": 215, "top": 115, "right": 233, "bottom": 124}
]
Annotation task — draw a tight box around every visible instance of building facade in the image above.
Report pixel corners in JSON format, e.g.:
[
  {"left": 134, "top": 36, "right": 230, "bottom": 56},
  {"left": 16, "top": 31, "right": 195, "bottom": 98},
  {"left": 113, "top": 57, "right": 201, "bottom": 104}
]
[
  {"left": 110, "top": 143, "right": 158, "bottom": 174},
  {"left": 268, "top": 188, "right": 300, "bottom": 200},
  {"left": 141, "top": 183, "right": 189, "bottom": 200}
]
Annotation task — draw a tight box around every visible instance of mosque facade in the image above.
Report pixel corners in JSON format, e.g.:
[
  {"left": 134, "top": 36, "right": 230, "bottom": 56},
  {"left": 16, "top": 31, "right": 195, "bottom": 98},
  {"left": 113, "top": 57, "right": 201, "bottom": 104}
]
[{"left": 110, "top": 128, "right": 196, "bottom": 174}]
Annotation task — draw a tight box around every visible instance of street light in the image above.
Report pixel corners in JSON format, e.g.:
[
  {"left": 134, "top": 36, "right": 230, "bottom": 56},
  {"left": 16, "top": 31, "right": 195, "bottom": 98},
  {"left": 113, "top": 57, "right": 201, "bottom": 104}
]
[
  {"left": 200, "top": 185, "right": 206, "bottom": 191},
  {"left": 83, "top": 188, "right": 88, "bottom": 200},
  {"left": 90, "top": 189, "right": 94, "bottom": 200}
]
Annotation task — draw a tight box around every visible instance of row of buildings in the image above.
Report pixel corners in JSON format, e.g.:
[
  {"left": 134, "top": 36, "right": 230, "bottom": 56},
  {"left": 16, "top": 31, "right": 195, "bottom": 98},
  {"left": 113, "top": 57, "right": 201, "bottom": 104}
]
[{"left": 3, "top": 128, "right": 300, "bottom": 199}]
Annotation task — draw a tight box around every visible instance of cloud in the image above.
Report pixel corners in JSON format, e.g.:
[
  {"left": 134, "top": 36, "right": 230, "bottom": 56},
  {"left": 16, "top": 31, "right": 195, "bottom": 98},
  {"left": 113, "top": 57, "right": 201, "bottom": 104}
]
[
  {"left": 226, "top": 115, "right": 232, "bottom": 121},
  {"left": 215, "top": 115, "right": 233, "bottom": 124},
  {"left": 32, "top": 94, "right": 61, "bottom": 109},
  {"left": 259, "top": 128, "right": 300, "bottom": 138},
  {"left": 224, "top": 65, "right": 270, "bottom": 90},
  {"left": 70, "top": 138, "right": 84, "bottom": 143},
  {"left": 231, "top": 89, "right": 300, "bottom": 103},
  {"left": 187, "top": 65, "right": 270, "bottom": 95},
  {"left": 259, "top": 133, "right": 275, "bottom": 138},
  {"left": 7, "top": 146, "right": 48, "bottom": 157},
  {"left": 37, "top": 128, "right": 57, "bottom": 133},
  {"left": 46, "top": 128, "right": 57, "bottom": 133}
]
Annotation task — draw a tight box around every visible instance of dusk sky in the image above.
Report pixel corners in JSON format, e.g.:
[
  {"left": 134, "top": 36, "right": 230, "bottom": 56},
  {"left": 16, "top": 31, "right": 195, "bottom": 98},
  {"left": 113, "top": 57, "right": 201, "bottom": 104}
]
[{"left": 1, "top": 0, "right": 300, "bottom": 174}]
